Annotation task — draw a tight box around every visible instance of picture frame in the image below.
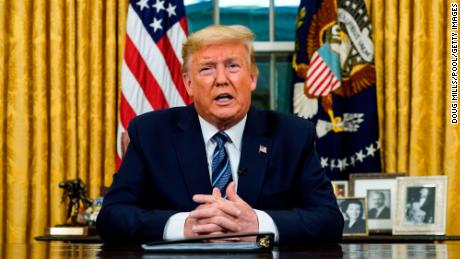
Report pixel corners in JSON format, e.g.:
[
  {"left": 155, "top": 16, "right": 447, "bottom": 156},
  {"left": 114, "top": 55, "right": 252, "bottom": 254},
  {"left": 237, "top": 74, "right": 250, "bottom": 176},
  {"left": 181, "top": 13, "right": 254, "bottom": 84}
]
[
  {"left": 337, "top": 197, "right": 368, "bottom": 236},
  {"left": 331, "top": 180, "right": 348, "bottom": 198},
  {"left": 349, "top": 172, "right": 406, "bottom": 233},
  {"left": 393, "top": 176, "right": 447, "bottom": 235}
]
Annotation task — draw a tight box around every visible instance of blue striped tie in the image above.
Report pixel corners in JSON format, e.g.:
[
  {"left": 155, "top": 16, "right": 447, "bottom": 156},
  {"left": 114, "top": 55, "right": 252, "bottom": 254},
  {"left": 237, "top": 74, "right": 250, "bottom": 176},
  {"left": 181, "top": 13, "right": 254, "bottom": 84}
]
[{"left": 211, "top": 132, "right": 232, "bottom": 195}]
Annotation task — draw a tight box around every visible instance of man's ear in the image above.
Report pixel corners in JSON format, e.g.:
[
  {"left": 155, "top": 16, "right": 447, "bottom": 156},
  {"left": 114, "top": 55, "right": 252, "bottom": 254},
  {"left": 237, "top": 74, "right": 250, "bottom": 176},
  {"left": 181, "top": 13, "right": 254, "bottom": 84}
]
[
  {"left": 182, "top": 73, "right": 193, "bottom": 96},
  {"left": 250, "top": 73, "right": 257, "bottom": 92}
]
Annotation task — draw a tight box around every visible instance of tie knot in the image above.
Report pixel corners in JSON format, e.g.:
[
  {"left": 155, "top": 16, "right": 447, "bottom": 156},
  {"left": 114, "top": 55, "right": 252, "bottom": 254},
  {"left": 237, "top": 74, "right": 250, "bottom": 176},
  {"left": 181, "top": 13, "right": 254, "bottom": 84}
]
[{"left": 212, "top": 132, "right": 230, "bottom": 147}]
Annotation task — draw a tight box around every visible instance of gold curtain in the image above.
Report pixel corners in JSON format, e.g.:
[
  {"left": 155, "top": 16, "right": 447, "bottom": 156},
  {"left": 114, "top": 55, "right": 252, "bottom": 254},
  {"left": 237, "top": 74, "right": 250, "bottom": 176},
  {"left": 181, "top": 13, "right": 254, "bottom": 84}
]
[
  {"left": 370, "top": 0, "right": 460, "bottom": 234},
  {"left": 0, "top": 0, "right": 128, "bottom": 243}
]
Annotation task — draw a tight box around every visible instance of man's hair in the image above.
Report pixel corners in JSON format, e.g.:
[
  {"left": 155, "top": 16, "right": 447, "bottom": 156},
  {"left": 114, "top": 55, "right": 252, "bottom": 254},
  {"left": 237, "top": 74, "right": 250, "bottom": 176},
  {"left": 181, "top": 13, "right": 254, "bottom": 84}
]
[{"left": 181, "top": 25, "right": 258, "bottom": 75}]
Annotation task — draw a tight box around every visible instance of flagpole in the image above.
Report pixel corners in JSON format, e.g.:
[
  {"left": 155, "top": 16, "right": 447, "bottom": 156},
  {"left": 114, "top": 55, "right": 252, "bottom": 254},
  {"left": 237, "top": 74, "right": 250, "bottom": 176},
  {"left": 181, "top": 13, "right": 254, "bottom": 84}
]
[
  {"left": 269, "top": 0, "right": 276, "bottom": 110},
  {"left": 214, "top": 0, "right": 220, "bottom": 25}
]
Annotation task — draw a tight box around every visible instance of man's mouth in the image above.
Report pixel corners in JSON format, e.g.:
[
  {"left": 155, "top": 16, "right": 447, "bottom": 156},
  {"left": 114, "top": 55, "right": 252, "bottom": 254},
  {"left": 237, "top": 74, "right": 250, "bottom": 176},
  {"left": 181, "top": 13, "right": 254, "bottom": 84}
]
[{"left": 214, "top": 93, "right": 234, "bottom": 103}]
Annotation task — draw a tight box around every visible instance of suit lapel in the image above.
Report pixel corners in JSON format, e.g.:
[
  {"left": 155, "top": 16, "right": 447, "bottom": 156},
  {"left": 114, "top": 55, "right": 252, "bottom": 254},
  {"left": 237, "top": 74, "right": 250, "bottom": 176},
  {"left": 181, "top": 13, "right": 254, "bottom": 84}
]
[
  {"left": 237, "top": 108, "right": 272, "bottom": 207},
  {"left": 172, "top": 105, "right": 212, "bottom": 199}
]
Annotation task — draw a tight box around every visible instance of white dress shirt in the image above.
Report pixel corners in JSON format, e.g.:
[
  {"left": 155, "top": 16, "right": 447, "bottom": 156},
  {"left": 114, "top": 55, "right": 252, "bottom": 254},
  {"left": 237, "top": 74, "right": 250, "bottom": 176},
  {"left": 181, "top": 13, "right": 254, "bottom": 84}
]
[
  {"left": 374, "top": 206, "right": 385, "bottom": 218},
  {"left": 163, "top": 115, "right": 279, "bottom": 241}
]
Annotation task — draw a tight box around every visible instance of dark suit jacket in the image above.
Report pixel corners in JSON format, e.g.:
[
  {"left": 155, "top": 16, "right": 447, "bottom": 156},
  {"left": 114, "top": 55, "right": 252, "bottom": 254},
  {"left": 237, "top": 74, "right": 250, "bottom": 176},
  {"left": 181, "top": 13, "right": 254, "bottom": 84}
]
[
  {"left": 96, "top": 105, "right": 343, "bottom": 244},
  {"left": 368, "top": 206, "right": 390, "bottom": 219}
]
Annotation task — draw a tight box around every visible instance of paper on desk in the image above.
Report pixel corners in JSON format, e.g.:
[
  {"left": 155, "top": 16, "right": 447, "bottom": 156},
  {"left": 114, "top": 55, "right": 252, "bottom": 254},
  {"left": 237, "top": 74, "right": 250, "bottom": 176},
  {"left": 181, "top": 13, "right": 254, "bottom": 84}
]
[
  {"left": 141, "top": 232, "right": 274, "bottom": 252},
  {"left": 142, "top": 242, "right": 262, "bottom": 252}
]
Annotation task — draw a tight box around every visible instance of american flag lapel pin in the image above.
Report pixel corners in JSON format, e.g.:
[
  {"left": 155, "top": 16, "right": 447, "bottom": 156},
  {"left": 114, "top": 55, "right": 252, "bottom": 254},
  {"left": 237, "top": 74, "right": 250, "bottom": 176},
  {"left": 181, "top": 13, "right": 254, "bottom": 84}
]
[{"left": 259, "top": 145, "right": 267, "bottom": 154}]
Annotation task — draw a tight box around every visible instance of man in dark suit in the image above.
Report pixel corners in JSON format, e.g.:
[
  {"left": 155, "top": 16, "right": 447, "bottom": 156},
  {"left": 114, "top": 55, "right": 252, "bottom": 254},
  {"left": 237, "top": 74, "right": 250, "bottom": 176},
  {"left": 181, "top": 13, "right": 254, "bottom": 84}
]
[
  {"left": 96, "top": 25, "right": 343, "bottom": 245},
  {"left": 368, "top": 191, "right": 390, "bottom": 219}
]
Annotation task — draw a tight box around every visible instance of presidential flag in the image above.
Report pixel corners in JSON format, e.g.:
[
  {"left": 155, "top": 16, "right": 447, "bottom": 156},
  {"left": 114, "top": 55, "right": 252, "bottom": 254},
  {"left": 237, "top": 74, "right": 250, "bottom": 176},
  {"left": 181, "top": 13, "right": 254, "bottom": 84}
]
[
  {"left": 292, "top": 0, "right": 381, "bottom": 179},
  {"left": 117, "top": 0, "right": 192, "bottom": 168}
]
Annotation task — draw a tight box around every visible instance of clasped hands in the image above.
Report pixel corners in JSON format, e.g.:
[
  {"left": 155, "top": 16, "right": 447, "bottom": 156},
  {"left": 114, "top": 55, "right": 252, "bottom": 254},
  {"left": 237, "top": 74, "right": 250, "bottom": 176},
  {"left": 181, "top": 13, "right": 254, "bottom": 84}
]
[{"left": 184, "top": 182, "right": 258, "bottom": 242}]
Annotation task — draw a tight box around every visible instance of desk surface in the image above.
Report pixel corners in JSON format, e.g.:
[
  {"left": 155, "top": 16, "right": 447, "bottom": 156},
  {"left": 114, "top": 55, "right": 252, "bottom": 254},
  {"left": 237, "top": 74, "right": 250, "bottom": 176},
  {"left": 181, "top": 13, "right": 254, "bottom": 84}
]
[
  {"left": 2, "top": 242, "right": 459, "bottom": 258},
  {"left": 34, "top": 234, "right": 460, "bottom": 243}
]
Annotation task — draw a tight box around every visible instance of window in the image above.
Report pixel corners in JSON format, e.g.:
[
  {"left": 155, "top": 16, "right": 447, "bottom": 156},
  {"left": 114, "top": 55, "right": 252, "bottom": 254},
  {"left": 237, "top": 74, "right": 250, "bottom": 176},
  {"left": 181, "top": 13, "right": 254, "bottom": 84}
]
[{"left": 184, "top": 0, "right": 300, "bottom": 113}]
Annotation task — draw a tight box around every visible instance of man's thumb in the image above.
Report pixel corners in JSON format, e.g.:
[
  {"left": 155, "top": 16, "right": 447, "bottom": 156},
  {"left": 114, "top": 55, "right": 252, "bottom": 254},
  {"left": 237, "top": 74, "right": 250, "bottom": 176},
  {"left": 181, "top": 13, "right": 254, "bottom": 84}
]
[
  {"left": 212, "top": 187, "right": 221, "bottom": 198},
  {"left": 226, "top": 182, "right": 240, "bottom": 201}
]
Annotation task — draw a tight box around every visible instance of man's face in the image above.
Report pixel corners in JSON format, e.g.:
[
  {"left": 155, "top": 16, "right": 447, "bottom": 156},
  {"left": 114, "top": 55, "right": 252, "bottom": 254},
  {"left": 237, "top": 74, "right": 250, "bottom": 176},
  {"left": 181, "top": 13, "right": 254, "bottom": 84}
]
[
  {"left": 370, "top": 192, "right": 385, "bottom": 208},
  {"left": 183, "top": 42, "right": 257, "bottom": 130}
]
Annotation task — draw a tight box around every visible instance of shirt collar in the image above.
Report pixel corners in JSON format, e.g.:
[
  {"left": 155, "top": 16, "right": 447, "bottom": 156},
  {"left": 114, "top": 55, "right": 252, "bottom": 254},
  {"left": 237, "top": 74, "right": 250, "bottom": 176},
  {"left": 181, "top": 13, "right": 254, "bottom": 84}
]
[{"left": 198, "top": 115, "right": 247, "bottom": 151}]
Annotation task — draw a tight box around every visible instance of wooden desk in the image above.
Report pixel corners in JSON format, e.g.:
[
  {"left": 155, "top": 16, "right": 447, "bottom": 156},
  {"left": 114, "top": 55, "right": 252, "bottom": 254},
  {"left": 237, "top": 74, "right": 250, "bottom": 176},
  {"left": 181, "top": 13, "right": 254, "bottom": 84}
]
[
  {"left": 35, "top": 234, "right": 460, "bottom": 243},
  {"left": 3, "top": 242, "right": 459, "bottom": 258}
]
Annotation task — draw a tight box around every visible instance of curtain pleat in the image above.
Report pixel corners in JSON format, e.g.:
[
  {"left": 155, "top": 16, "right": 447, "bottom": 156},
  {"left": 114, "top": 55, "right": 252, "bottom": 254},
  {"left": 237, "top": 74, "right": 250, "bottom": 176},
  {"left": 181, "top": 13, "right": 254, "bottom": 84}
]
[
  {"left": 75, "top": 0, "right": 90, "bottom": 198},
  {"left": 64, "top": 0, "right": 78, "bottom": 183},
  {"left": 381, "top": 0, "right": 400, "bottom": 171},
  {"left": 103, "top": 0, "right": 118, "bottom": 187},
  {"left": 49, "top": 0, "right": 66, "bottom": 230},
  {"left": 30, "top": 0, "right": 50, "bottom": 242},
  {"left": 396, "top": 0, "right": 411, "bottom": 172},
  {"left": 88, "top": 1, "right": 104, "bottom": 198},
  {"left": 0, "top": 0, "right": 9, "bottom": 244},
  {"left": 6, "top": 0, "right": 33, "bottom": 243},
  {"left": 108, "top": 0, "right": 128, "bottom": 187}
]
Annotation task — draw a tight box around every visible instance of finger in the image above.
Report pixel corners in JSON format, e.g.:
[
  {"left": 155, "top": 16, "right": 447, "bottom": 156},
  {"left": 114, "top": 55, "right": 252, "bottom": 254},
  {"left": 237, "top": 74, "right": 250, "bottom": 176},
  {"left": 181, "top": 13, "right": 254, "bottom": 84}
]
[
  {"left": 215, "top": 200, "right": 241, "bottom": 217},
  {"left": 206, "top": 231, "right": 224, "bottom": 236},
  {"left": 193, "top": 194, "right": 217, "bottom": 204},
  {"left": 192, "top": 224, "right": 223, "bottom": 234},
  {"left": 194, "top": 199, "right": 241, "bottom": 218},
  {"left": 207, "top": 216, "right": 241, "bottom": 232},
  {"left": 212, "top": 188, "right": 221, "bottom": 198},
  {"left": 226, "top": 182, "right": 242, "bottom": 202},
  {"left": 195, "top": 215, "right": 241, "bottom": 232},
  {"left": 195, "top": 203, "right": 211, "bottom": 210},
  {"left": 190, "top": 207, "right": 224, "bottom": 219}
]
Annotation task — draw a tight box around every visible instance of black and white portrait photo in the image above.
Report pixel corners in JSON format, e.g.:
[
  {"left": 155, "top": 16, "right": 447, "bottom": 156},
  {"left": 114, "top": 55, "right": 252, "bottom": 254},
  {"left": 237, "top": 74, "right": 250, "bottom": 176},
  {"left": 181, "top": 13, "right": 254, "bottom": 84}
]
[
  {"left": 394, "top": 176, "right": 447, "bottom": 235},
  {"left": 367, "top": 189, "right": 391, "bottom": 219},
  {"left": 338, "top": 198, "right": 368, "bottom": 235},
  {"left": 405, "top": 187, "right": 435, "bottom": 224}
]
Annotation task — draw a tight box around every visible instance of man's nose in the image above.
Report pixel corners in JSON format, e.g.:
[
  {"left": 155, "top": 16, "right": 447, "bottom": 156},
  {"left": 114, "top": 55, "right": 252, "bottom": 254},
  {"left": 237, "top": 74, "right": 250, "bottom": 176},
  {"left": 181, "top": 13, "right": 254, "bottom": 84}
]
[{"left": 215, "top": 65, "right": 228, "bottom": 87}]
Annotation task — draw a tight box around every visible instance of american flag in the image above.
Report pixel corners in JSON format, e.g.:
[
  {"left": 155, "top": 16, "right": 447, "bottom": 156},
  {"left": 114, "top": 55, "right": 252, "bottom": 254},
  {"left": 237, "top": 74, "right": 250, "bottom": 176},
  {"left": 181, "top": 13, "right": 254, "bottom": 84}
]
[
  {"left": 117, "top": 0, "right": 192, "bottom": 168},
  {"left": 306, "top": 50, "right": 341, "bottom": 96}
]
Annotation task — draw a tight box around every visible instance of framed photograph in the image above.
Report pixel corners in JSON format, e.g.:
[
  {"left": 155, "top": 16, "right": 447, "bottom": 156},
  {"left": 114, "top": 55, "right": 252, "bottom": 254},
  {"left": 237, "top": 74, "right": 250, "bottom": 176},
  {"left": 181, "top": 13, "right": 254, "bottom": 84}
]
[
  {"left": 331, "top": 180, "right": 348, "bottom": 198},
  {"left": 393, "top": 176, "right": 447, "bottom": 235},
  {"left": 349, "top": 172, "right": 406, "bottom": 233},
  {"left": 337, "top": 197, "right": 368, "bottom": 236}
]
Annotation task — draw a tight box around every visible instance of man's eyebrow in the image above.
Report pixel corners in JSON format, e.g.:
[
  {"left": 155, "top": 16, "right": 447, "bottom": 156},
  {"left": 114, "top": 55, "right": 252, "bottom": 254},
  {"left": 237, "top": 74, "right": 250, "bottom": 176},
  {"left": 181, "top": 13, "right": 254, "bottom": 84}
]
[
  {"left": 224, "top": 57, "right": 238, "bottom": 63},
  {"left": 198, "top": 60, "right": 216, "bottom": 66}
]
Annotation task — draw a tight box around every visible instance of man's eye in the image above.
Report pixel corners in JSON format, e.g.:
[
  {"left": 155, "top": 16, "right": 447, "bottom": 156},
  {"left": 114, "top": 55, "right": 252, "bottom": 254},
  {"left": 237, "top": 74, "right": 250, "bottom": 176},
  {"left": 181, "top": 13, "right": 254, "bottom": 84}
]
[
  {"left": 228, "top": 64, "right": 240, "bottom": 72},
  {"left": 199, "top": 67, "right": 213, "bottom": 75}
]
